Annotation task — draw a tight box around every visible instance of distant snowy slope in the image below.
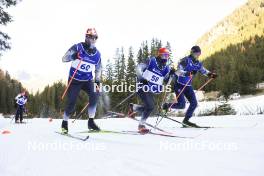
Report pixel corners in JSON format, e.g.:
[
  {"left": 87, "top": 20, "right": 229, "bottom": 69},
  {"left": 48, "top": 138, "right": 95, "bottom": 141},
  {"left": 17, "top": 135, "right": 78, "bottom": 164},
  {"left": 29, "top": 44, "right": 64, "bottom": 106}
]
[{"left": 189, "top": 95, "right": 264, "bottom": 116}]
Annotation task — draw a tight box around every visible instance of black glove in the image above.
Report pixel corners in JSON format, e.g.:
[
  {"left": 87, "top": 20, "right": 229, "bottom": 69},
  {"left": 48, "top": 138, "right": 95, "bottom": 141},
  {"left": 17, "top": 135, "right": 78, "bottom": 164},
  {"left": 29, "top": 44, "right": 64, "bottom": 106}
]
[
  {"left": 94, "top": 80, "right": 100, "bottom": 87},
  {"left": 207, "top": 72, "right": 218, "bottom": 79},
  {"left": 71, "top": 51, "right": 79, "bottom": 60},
  {"left": 184, "top": 71, "right": 194, "bottom": 76},
  {"left": 169, "top": 67, "right": 176, "bottom": 76},
  {"left": 140, "top": 78, "right": 149, "bottom": 85}
]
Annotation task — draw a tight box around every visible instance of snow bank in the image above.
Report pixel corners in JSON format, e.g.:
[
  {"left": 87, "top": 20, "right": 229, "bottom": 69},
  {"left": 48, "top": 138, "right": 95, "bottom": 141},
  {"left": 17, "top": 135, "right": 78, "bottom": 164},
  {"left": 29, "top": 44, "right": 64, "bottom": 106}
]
[{"left": 194, "top": 95, "right": 264, "bottom": 116}]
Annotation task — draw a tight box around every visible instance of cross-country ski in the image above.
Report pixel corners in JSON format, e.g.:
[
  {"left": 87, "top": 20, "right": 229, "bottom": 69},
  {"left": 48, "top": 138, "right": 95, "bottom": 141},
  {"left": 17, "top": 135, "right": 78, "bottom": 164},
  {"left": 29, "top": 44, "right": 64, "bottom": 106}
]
[{"left": 1, "top": 0, "right": 264, "bottom": 176}]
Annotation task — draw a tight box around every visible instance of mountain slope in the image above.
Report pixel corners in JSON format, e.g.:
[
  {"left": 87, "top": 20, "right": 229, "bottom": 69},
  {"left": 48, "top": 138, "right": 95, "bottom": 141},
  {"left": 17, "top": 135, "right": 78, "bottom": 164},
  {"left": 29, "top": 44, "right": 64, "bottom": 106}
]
[
  {"left": 197, "top": 0, "right": 264, "bottom": 60},
  {"left": 192, "top": 0, "right": 264, "bottom": 96}
]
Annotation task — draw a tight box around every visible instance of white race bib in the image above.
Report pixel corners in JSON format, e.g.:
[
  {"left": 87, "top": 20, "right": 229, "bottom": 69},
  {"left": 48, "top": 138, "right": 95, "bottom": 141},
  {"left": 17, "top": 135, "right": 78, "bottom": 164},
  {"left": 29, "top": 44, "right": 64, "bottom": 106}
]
[
  {"left": 71, "top": 60, "right": 95, "bottom": 73},
  {"left": 142, "top": 70, "right": 164, "bottom": 85}
]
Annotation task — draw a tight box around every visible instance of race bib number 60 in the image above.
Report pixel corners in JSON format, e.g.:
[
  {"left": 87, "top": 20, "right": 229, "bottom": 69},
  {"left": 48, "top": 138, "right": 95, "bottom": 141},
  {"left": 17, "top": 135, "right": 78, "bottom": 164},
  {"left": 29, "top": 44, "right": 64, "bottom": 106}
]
[
  {"left": 71, "top": 60, "right": 95, "bottom": 73},
  {"left": 80, "top": 64, "right": 91, "bottom": 71}
]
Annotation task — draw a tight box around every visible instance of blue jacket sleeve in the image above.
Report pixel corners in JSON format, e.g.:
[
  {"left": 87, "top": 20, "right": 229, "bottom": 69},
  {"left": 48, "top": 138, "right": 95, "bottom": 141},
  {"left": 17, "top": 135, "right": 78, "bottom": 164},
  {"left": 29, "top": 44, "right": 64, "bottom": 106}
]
[
  {"left": 136, "top": 59, "right": 150, "bottom": 81},
  {"left": 62, "top": 44, "right": 78, "bottom": 62},
  {"left": 163, "top": 67, "right": 171, "bottom": 84},
  {"left": 176, "top": 58, "right": 188, "bottom": 76},
  {"left": 199, "top": 64, "right": 210, "bottom": 76}
]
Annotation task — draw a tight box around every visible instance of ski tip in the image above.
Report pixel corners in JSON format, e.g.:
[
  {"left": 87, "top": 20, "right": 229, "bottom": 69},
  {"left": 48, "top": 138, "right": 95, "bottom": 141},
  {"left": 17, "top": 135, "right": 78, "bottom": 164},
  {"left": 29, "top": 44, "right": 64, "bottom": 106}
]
[
  {"left": 83, "top": 136, "right": 90, "bottom": 141},
  {"left": 1, "top": 130, "right": 11, "bottom": 135},
  {"left": 55, "top": 131, "right": 89, "bottom": 141}
]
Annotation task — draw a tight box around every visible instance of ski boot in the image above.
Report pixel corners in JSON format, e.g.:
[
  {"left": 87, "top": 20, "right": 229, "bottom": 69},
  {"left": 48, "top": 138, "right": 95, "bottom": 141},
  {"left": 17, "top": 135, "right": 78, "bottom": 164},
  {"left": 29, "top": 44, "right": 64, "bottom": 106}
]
[
  {"left": 128, "top": 103, "right": 136, "bottom": 118},
  {"left": 162, "top": 103, "right": 169, "bottom": 116},
  {"left": 61, "top": 120, "right": 68, "bottom": 134},
  {"left": 182, "top": 118, "right": 199, "bottom": 128},
  {"left": 88, "top": 118, "right": 100, "bottom": 131},
  {"left": 138, "top": 124, "right": 150, "bottom": 134}
]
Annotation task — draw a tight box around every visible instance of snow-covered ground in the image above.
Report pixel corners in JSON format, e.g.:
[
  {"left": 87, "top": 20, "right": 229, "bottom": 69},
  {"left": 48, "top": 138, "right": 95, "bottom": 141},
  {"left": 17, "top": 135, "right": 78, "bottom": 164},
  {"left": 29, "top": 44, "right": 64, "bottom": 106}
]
[
  {"left": 1, "top": 114, "right": 264, "bottom": 176},
  {"left": 187, "top": 94, "right": 264, "bottom": 116}
]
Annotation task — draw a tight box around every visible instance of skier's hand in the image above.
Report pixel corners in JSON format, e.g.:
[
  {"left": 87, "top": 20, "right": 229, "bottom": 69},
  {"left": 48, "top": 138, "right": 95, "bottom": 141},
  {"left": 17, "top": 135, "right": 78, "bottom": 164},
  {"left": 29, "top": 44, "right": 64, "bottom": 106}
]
[
  {"left": 72, "top": 51, "right": 82, "bottom": 60},
  {"left": 140, "top": 78, "right": 149, "bottom": 85},
  {"left": 72, "top": 52, "right": 78, "bottom": 60},
  {"left": 95, "top": 80, "right": 100, "bottom": 92},
  {"left": 184, "top": 71, "right": 194, "bottom": 76},
  {"left": 169, "top": 67, "right": 176, "bottom": 76},
  {"left": 207, "top": 72, "right": 218, "bottom": 79}
]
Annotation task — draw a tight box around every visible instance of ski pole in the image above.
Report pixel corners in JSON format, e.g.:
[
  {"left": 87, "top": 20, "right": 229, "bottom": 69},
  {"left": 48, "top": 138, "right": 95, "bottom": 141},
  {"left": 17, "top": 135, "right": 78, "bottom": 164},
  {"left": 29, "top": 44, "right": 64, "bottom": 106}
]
[
  {"left": 61, "top": 55, "right": 83, "bottom": 100},
  {"left": 169, "top": 74, "right": 193, "bottom": 110},
  {"left": 72, "top": 102, "right": 89, "bottom": 123},
  {"left": 155, "top": 76, "right": 173, "bottom": 127},
  {"left": 10, "top": 115, "right": 15, "bottom": 123},
  {"left": 163, "top": 115, "right": 193, "bottom": 127},
  {"left": 157, "top": 76, "right": 213, "bottom": 127},
  {"left": 112, "top": 91, "right": 137, "bottom": 110},
  {"left": 155, "top": 74, "right": 190, "bottom": 127},
  {"left": 197, "top": 77, "right": 214, "bottom": 91}
]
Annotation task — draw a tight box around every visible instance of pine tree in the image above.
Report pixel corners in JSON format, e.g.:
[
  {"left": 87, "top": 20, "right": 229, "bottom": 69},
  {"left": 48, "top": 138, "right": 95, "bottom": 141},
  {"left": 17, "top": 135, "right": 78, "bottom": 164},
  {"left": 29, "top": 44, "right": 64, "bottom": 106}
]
[
  {"left": 142, "top": 41, "right": 149, "bottom": 60},
  {"left": 119, "top": 47, "right": 126, "bottom": 82},
  {"left": 0, "top": 80, "right": 7, "bottom": 113},
  {"left": 111, "top": 48, "right": 123, "bottom": 110},
  {"left": 6, "top": 82, "right": 12, "bottom": 113},
  {"left": 137, "top": 48, "right": 143, "bottom": 64},
  {"left": 150, "top": 38, "right": 158, "bottom": 57},
  {"left": 126, "top": 47, "right": 136, "bottom": 85},
  {"left": 0, "top": 0, "right": 19, "bottom": 56},
  {"left": 5, "top": 71, "right": 11, "bottom": 81},
  {"left": 165, "top": 41, "right": 173, "bottom": 64},
  {"left": 105, "top": 59, "right": 114, "bottom": 84},
  {"left": 126, "top": 47, "right": 137, "bottom": 106},
  {"left": 113, "top": 48, "right": 121, "bottom": 83}
]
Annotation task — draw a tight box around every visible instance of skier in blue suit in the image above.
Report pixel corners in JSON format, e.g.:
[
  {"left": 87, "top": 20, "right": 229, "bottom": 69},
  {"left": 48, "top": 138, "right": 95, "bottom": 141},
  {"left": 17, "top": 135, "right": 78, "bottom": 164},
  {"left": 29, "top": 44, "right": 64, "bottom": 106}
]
[
  {"left": 128, "top": 48, "right": 174, "bottom": 133},
  {"left": 15, "top": 91, "right": 28, "bottom": 123},
  {"left": 163, "top": 46, "right": 217, "bottom": 127},
  {"left": 61, "top": 28, "right": 102, "bottom": 133}
]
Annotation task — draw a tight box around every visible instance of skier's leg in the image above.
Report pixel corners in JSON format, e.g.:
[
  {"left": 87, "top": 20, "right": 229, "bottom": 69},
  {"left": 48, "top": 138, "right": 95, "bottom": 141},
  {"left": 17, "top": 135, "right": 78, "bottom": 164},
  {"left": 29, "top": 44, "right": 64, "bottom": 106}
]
[
  {"left": 182, "top": 86, "right": 198, "bottom": 127},
  {"left": 15, "top": 106, "right": 19, "bottom": 122},
  {"left": 63, "top": 80, "right": 82, "bottom": 121},
  {"left": 137, "top": 89, "right": 155, "bottom": 126},
  {"left": 83, "top": 81, "right": 99, "bottom": 119},
  {"left": 128, "top": 94, "right": 145, "bottom": 118},
  {"left": 184, "top": 86, "right": 197, "bottom": 120},
  {"left": 128, "top": 90, "right": 146, "bottom": 116},
  {"left": 19, "top": 106, "right": 23, "bottom": 122},
  {"left": 170, "top": 83, "right": 186, "bottom": 109},
  {"left": 83, "top": 81, "right": 100, "bottom": 130},
  {"left": 61, "top": 80, "right": 82, "bottom": 133},
  {"left": 163, "top": 83, "right": 186, "bottom": 111}
]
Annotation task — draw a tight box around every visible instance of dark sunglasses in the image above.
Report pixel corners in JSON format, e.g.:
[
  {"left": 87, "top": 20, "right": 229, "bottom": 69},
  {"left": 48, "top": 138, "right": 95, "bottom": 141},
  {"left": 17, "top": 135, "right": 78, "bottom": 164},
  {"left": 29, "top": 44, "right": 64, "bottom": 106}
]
[
  {"left": 86, "top": 35, "right": 98, "bottom": 40},
  {"left": 161, "top": 53, "right": 169, "bottom": 57},
  {"left": 193, "top": 52, "right": 201, "bottom": 56}
]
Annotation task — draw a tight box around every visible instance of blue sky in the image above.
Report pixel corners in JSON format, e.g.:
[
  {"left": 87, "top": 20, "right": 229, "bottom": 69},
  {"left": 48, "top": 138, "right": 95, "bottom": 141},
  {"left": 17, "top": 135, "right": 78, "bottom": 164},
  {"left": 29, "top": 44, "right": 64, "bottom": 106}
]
[{"left": 0, "top": 0, "right": 247, "bottom": 93}]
